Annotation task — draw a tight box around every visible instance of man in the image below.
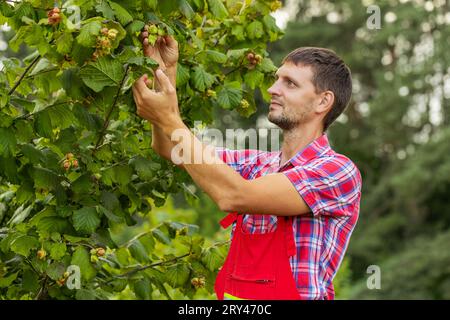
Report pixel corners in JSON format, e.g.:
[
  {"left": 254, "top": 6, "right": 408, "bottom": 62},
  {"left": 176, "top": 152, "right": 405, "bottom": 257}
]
[{"left": 132, "top": 30, "right": 362, "bottom": 300}]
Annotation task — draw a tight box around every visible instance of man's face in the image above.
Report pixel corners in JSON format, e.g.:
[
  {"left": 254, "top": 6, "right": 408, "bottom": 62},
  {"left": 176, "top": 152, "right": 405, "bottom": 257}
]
[{"left": 267, "top": 62, "right": 321, "bottom": 130}]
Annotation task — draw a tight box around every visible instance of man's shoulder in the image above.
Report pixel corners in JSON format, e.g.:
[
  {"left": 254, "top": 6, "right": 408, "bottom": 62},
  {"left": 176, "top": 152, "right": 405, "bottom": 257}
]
[{"left": 304, "top": 150, "right": 361, "bottom": 182}]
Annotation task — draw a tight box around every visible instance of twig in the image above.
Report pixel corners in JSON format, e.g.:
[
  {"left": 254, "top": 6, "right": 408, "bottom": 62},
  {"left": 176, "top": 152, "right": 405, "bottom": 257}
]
[
  {"left": 8, "top": 55, "right": 41, "bottom": 96},
  {"left": 34, "top": 276, "right": 48, "bottom": 300},
  {"left": 12, "top": 100, "right": 75, "bottom": 122},
  {"left": 24, "top": 67, "right": 59, "bottom": 79},
  {"left": 65, "top": 242, "right": 95, "bottom": 250},
  {"left": 92, "top": 66, "right": 130, "bottom": 154},
  {"left": 117, "top": 251, "right": 192, "bottom": 279},
  {"left": 24, "top": 257, "right": 41, "bottom": 276}
]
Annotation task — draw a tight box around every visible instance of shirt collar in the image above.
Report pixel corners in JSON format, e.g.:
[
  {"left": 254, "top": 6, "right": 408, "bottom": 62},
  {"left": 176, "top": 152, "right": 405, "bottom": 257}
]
[{"left": 277, "top": 133, "right": 331, "bottom": 168}]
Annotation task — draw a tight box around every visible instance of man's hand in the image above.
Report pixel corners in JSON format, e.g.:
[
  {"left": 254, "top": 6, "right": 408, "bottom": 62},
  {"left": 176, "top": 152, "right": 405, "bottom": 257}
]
[
  {"left": 140, "top": 28, "right": 178, "bottom": 79},
  {"left": 132, "top": 69, "right": 181, "bottom": 129},
  {"left": 139, "top": 29, "right": 180, "bottom": 160}
]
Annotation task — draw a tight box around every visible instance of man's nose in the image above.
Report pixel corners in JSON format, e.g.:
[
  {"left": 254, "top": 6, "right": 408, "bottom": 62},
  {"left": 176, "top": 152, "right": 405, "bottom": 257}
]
[{"left": 267, "top": 82, "right": 281, "bottom": 96}]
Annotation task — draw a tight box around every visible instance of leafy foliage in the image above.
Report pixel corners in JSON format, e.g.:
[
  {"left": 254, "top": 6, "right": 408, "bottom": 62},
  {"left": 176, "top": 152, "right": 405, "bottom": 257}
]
[{"left": 0, "top": 0, "right": 282, "bottom": 299}]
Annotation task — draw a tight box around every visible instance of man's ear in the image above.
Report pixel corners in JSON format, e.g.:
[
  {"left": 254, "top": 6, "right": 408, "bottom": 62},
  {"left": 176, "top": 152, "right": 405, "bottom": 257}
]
[{"left": 316, "top": 91, "right": 334, "bottom": 114}]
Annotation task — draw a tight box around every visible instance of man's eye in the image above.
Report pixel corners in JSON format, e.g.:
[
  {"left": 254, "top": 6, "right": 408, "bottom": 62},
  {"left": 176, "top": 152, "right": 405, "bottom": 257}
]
[{"left": 286, "top": 80, "right": 296, "bottom": 87}]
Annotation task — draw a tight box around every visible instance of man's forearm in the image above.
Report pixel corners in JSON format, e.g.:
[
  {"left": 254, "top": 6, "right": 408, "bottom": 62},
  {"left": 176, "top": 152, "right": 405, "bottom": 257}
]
[
  {"left": 151, "top": 66, "right": 178, "bottom": 159},
  {"left": 162, "top": 116, "right": 245, "bottom": 211}
]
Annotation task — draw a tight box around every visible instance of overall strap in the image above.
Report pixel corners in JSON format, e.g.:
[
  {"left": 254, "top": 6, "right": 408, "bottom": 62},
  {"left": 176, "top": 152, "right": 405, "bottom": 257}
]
[
  {"left": 283, "top": 216, "right": 296, "bottom": 257},
  {"left": 219, "top": 212, "right": 239, "bottom": 229}
]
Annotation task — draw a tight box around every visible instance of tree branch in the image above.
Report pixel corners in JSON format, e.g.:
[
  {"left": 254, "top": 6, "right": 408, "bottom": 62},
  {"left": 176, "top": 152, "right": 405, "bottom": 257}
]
[
  {"left": 34, "top": 276, "right": 48, "bottom": 300},
  {"left": 8, "top": 55, "right": 41, "bottom": 96},
  {"left": 117, "top": 251, "right": 192, "bottom": 279},
  {"left": 92, "top": 66, "right": 130, "bottom": 155}
]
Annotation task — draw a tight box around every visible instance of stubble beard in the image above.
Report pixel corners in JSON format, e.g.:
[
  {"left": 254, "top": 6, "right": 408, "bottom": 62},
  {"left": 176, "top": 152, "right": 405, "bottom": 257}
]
[{"left": 268, "top": 107, "right": 300, "bottom": 131}]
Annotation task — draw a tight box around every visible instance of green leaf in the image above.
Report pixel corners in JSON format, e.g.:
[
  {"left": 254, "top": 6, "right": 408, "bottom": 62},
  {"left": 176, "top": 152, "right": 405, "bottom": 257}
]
[
  {"left": 127, "top": 20, "right": 146, "bottom": 33},
  {"left": 0, "top": 272, "right": 18, "bottom": 288},
  {"left": 76, "top": 20, "right": 102, "bottom": 47},
  {"left": 101, "top": 167, "right": 115, "bottom": 186},
  {"left": 14, "top": 120, "right": 34, "bottom": 143},
  {"left": 100, "top": 191, "right": 120, "bottom": 212},
  {"left": 246, "top": 21, "right": 264, "bottom": 39},
  {"left": 37, "top": 217, "right": 72, "bottom": 234},
  {"left": 227, "top": 48, "right": 248, "bottom": 61},
  {"left": 263, "top": 14, "right": 279, "bottom": 32},
  {"left": 152, "top": 228, "right": 171, "bottom": 245},
  {"left": 133, "top": 277, "right": 152, "bottom": 299},
  {"left": 258, "top": 57, "right": 278, "bottom": 73},
  {"left": 178, "top": 0, "right": 195, "bottom": 19},
  {"left": 10, "top": 235, "right": 39, "bottom": 256},
  {"left": 205, "top": 50, "right": 227, "bottom": 63},
  {"left": 145, "top": 269, "right": 171, "bottom": 299},
  {"left": 80, "top": 56, "right": 125, "bottom": 92},
  {"left": 75, "top": 288, "right": 97, "bottom": 300},
  {"left": 47, "top": 104, "right": 78, "bottom": 129},
  {"left": 16, "top": 182, "right": 33, "bottom": 204},
  {"left": 143, "top": 0, "right": 158, "bottom": 10},
  {"left": 128, "top": 239, "right": 149, "bottom": 263},
  {"left": 56, "top": 32, "right": 73, "bottom": 55},
  {"left": 0, "top": 128, "right": 17, "bottom": 156},
  {"left": 63, "top": 235, "right": 89, "bottom": 243},
  {"left": 192, "top": 66, "right": 215, "bottom": 92},
  {"left": 244, "top": 70, "right": 264, "bottom": 89},
  {"left": 71, "top": 246, "right": 96, "bottom": 282},
  {"left": 0, "top": 156, "right": 19, "bottom": 184},
  {"left": 71, "top": 174, "right": 92, "bottom": 195},
  {"left": 207, "top": 0, "right": 228, "bottom": 19},
  {"left": 201, "top": 247, "right": 225, "bottom": 271},
  {"left": 29, "top": 58, "right": 51, "bottom": 76},
  {"left": 46, "top": 262, "right": 65, "bottom": 281},
  {"left": 97, "top": 205, "right": 123, "bottom": 224},
  {"left": 0, "top": 2, "right": 14, "bottom": 17},
  {"left": 0, "top": 190, "right": 14, "bottom": 202},
  {"left": 34, "top": 109, "right": 53, "bottom": 138},
  {"left": 32, "top": 167, "right": 60, "bottom": 190},
  {"left": 139, "top": 234, "right": 155, "bottom": 253},
  {"left": 176, "top": 63, "right": 190, "bottom": 87},
  {"left": 20, "top": 144, "right": 45, "bottom": 164},
  {"left": 231, "top": 25, "right": 245, "bottom": 40},
  {"left": 113, "top": 165, "right": 133, "bottom": 186},
  {"left": 217, "top": 81, "right": 242, "bottom": 109},
  {"left": 109, "top": 1, "right": 133, "bottom": 25},
  {"left": 95, "top": 0, "right": 115, "bottom": 20},
  {"left": 22, "top": 269, "right": 39, "bottom": 292},
  {"left": 166, "top": 263, "right": 190, "bottom": 287},
  {"left": 72, "top": 207, "right": 101, "bottom": 234},
  {"left": 50, "top": 242, "right": 67, "bottom": 260},
  {"left": 8, "top": 204, "right": 33, "bottom": 226},
  {"left": 129, "top": 156, "right": 154, "bottom": 180}
]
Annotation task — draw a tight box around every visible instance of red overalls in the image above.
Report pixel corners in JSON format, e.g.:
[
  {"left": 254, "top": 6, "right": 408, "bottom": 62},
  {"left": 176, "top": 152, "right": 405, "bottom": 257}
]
[{"left": 214, "top": 212, "right": 301, "bottom": 300}]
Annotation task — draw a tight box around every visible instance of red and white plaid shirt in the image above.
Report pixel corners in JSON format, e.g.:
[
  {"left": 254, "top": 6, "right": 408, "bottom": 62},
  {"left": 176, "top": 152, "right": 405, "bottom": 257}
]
[{"left": 216, "top": 133, "right": 362, "bottom": 299}]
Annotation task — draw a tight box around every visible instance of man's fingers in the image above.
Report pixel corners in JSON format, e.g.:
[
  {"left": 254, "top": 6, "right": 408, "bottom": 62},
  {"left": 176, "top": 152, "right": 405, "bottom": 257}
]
[
  {"left": 133, "top": 75, "right": 151, "bottom": 97},
  {"left": 131, "top": 86, "right": 141, "bottom": 114},
  {"left": 140, "top": 31, "right": 148, "bottom": 41},
  {"left": 155, "top": 69, "right": 175, "bottom": 93},
  {"left": 164, "top": 35, "right": 178, "bottom": 49}
]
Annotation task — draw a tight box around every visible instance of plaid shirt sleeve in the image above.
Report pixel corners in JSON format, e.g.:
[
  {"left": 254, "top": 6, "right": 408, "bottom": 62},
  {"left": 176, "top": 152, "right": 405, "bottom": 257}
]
[
  {"left": 215, "top": 147, "right": 262, "bottom": 177},
  {"left": 283, "top": 155, "right": 362, "bottom": 217}
]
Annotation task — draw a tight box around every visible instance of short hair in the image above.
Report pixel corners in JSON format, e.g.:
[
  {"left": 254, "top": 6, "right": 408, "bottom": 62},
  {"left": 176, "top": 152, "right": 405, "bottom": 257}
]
[{"left": 282, "top": 47, "right": 352, "bottom": 131}]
